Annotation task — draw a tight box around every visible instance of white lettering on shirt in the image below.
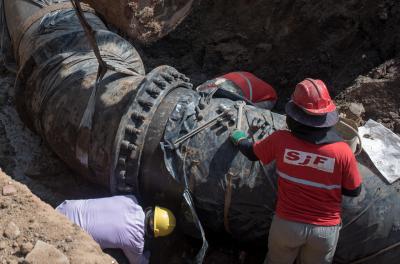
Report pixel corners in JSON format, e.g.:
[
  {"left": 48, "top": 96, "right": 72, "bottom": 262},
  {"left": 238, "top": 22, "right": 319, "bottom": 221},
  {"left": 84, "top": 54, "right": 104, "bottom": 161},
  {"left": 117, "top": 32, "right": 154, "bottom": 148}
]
[{"left": 284, "top": 149, "right": 335, "bottom": 173}]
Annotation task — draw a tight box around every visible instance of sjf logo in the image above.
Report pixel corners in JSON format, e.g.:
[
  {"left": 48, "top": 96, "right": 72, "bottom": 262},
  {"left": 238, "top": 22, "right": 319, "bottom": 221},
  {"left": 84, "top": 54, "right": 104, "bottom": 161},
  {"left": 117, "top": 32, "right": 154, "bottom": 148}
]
[{"left": 284, "top": 149, "right": 335, "bottom": 173}]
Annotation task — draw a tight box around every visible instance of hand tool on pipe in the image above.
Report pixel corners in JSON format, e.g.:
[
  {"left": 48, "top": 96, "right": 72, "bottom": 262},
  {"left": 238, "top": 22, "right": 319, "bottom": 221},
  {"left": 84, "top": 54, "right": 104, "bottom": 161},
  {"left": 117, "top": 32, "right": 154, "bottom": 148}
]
[{"left": 173, "top": 107, "right": 232, "bottom": 148}]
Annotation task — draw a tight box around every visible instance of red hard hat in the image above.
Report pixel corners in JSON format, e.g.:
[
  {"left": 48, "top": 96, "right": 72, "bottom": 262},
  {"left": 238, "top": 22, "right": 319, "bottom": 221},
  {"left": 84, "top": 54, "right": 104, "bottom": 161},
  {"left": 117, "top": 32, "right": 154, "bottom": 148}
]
[{"left": 292, "top": 78, "right": 336, "bottom": 115}]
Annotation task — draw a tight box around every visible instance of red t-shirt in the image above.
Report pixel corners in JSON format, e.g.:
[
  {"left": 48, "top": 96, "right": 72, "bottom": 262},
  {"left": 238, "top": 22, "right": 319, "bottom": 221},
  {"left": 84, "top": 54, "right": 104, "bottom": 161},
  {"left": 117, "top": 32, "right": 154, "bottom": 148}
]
[
  {"left": 222, "top": 72, "right": 277, "bottom": 103},
  {"left": 253, "top": 130, "right": 362, "bottom": 226}
]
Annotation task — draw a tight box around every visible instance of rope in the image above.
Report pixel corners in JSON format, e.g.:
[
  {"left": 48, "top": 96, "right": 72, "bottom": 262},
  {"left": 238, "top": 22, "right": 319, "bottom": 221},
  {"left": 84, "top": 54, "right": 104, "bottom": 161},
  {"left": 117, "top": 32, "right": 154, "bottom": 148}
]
[
  {"left": 70, "top": 0, "right": 137, "bottom": 168},
  {"left": 181, "top": 136, "right": 209, "bottom": 263},
  {"left": 339, "top": 119, "right": 363, "bottom": 156}
]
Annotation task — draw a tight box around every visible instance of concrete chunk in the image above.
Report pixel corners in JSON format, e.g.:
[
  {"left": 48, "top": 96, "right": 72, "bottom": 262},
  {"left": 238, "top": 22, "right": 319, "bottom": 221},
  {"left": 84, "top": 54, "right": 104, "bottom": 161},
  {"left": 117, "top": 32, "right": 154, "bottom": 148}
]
[
  {"left": 3, "top": 221, "right": 20, "bottom": 239},
  {"left": 25, "top": 240, "right": 69, "bottom": 264},
  {"left": 2, "top": 184, "right": 17, "bottom": 196}
]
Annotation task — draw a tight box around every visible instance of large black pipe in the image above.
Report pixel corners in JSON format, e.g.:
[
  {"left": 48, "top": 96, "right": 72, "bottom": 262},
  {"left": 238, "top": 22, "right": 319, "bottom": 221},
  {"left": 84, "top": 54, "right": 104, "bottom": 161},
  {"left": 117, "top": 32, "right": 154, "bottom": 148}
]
[
  {"left": 5, "top": 0, "right": 144, "bottom": 190},
  {"left": 154, "top": 95, "right": 400, "bottom": 263},
  {"left": 4, "top": 0, "right": 192, "bottom": 194}
]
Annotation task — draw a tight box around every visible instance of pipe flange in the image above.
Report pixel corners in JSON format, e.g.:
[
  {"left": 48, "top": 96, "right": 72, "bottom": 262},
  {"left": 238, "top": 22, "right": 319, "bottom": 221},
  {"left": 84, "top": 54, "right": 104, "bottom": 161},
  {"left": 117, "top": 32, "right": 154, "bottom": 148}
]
[{"left": 113, "top": 65, "right": 192, "bottom": 194}]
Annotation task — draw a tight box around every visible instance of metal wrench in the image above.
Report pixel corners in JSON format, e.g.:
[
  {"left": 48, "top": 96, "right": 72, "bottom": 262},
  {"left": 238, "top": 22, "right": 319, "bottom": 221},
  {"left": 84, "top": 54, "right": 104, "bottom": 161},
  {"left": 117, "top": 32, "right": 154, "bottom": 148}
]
[
  {"left": 235, "top": 101, "right": 246, "bottom": 130},
  {"left": 173, "top": 107, "right": 232, "bottom": 148}
]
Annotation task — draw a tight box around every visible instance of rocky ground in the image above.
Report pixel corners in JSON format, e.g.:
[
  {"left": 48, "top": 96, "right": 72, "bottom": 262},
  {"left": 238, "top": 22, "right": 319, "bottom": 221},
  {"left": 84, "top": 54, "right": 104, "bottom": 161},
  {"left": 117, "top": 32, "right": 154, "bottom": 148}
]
[
  {"left": 337, "top": 58, "right": 400, "bottom": 133},
  {"left": 0, "top": 169, "right": 116, "bottom": 264},
  {"left": 136, "top": 0, "right": 400, "bottom": 110},
  {"left": 1, "top": 0, "right": 400, "bottom": 263}
]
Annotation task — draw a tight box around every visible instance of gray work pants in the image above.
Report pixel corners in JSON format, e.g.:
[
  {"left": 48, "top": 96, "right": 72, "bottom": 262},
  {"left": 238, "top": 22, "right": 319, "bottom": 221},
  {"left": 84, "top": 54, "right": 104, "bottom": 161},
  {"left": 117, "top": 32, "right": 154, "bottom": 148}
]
[{"left": 265, "top": 215, "right": 341, "bottom": 264}]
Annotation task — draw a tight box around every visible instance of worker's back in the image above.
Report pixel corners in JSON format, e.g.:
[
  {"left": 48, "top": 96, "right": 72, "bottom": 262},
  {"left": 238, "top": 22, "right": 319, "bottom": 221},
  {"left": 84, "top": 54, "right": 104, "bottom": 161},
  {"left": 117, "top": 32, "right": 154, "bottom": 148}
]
[
  {"left": 56, "top": 195, "right": 147, "bottom": 264},
  {"left": 253, "top": 130, "right": 361, "bottom": 226}
]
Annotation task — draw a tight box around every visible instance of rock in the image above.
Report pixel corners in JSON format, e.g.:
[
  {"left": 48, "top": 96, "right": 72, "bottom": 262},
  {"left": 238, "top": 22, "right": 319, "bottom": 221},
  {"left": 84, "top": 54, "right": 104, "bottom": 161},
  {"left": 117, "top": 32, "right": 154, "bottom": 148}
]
[
  {"left": 20, "top": 242, "right": 34, "bottom": 255},
  {"left": 0, "top": 240, "right": 7, "bottom": 250},
  {"left": 393, "top": 119, "right": 400, "bottom": 133},
  {"left": 255, "top": 43, "right": 272, "bottom": 54},
  {"left": 25, "top": 240, "right": 69, "bottom": 264},
  {"left": 2, "top": 184, "right": 17, "bottom": 196},
  {"left": 64, "top": 236, "right": 73, "bottom": 243},
  {"left": 4, "top": 222, "right": 21, "bottom": 239},
  {"left": 388, "top": 112, "right": 399, "bottom": 119},
  {"left": 349, "top": 102, "right": 365, "bottom": 117},
  {"left": 378, "top": 9, "right": 388, "bottom": 20},
  {"left": 0, "top": 200, "right": 9, "bottom": 209},
  {"left": 28, "top": 221, "right": 39, "bottom": 231},
  {"left": 58, "top": 244, "right": 69, "bottom": 253}
]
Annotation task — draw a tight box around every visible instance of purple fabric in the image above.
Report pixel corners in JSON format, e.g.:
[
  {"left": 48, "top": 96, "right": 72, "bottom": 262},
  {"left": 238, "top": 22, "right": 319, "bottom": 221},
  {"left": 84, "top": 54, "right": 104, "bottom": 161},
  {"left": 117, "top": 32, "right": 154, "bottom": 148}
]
[{"left": 56, "top": 195, "right": 148, "bottom": 264}]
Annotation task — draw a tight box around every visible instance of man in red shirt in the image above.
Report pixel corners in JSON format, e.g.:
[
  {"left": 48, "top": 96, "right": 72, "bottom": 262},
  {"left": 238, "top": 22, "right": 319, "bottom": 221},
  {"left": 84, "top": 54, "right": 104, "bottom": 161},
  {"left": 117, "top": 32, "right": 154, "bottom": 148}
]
[
  {"left": 230, "top": 78, "right": 362, "bottom": 264},
  {"left": 196, "top": 71, "right": 278, "bottom": 109}
]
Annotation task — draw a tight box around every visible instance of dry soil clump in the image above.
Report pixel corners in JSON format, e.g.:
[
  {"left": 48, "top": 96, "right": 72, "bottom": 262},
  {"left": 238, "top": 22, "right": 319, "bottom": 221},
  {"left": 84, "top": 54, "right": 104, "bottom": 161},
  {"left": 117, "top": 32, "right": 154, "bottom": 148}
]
[{"left": 0, "top": 169, "right": 116, "bottom": 264}]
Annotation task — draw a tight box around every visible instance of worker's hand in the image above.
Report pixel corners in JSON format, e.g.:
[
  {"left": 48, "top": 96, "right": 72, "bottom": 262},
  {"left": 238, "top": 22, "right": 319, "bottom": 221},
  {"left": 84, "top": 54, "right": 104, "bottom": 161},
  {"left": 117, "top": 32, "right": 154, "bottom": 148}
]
[{"left": 230, "top": 129, "right": 247, "bottom": 145}]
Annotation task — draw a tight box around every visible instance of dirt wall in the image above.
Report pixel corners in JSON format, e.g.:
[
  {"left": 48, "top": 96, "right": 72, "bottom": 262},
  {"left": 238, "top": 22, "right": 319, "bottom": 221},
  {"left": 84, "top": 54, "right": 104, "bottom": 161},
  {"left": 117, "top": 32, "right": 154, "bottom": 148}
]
[
  {"left": 337, "top": 58, "right": 400, "bottom": 133},
  {"left": 136, "top": 0, "right": 400, "bottom": 110},
  {"left": 0, "top": 169, "right": 116, "bottom": 264}
]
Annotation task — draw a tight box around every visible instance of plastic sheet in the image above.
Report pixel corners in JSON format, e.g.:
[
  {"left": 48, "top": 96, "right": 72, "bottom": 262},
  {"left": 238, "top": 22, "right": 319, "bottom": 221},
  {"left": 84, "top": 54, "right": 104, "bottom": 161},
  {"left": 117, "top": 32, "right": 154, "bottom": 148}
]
[{"left": 358, "top": 119, "right": 400, "bottom": 183}]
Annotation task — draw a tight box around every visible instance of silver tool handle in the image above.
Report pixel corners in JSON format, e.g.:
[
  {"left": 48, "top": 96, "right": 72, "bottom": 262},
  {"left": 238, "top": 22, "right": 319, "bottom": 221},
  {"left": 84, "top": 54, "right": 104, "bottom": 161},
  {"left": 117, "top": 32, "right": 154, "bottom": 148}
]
[{"left": 236, "top": 101, "right": 246, "bottom": 130}]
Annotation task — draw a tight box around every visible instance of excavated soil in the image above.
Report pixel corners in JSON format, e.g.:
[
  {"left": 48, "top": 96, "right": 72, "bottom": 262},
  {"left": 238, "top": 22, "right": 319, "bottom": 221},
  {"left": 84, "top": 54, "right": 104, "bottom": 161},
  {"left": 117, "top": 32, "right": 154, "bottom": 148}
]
[
  {"left": 0, "top": 169, "right": 116, "bottom": 264},
  {"left": 1, "top": 0, "right": 400, "bottom": 263},
  {"left": 137, "top": 0, "right": 400, "bottom": 110},
  {"left": 337, "top": 58, "right": 400, "bottom": 133}
]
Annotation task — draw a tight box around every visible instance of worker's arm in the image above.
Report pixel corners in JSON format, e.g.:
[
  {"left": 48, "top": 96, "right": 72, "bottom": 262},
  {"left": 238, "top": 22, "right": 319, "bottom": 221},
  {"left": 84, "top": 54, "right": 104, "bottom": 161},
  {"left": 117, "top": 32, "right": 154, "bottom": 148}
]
[
  {"left": 342, "top": 150, "right": 363, "bottom": 197},
  {"left": 237, "top": 139, "right": 259, "bottom": 161},
  {"left": 230, "top": 130, "right": 259, "bottom": 161},
  {"left": 342, "top": 184, "right": 362, "bottom": 197},
  {"left": 231, "top": 129, "right": 279, "bottom": 164}
]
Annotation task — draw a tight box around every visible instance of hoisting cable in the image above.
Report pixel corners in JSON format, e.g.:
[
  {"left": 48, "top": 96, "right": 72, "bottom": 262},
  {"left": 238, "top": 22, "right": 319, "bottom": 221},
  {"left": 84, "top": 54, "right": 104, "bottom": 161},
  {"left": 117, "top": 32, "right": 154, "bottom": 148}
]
[
  {"left": 70, "top": 0, "right": 108, "bottom": 167},
  {"left": 70, "top": 0, "right": 137, "bottom": 168}
]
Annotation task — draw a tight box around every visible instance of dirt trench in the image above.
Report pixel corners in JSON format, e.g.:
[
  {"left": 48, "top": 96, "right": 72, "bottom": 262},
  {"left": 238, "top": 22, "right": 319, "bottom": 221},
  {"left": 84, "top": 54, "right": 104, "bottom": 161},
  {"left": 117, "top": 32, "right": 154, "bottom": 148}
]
[
  {"left": 1, "top": 0, "right": 400, "bottom": 263},
  {"left": 137, "top": 0, "right": 400, "bottom": 110}
]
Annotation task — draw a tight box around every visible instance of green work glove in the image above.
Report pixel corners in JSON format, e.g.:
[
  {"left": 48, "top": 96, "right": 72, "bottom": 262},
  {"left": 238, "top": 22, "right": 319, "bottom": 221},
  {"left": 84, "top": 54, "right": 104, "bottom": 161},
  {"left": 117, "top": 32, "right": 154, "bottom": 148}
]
[{"left": 230, "top": 130, "right": 247, "bottom": 145}]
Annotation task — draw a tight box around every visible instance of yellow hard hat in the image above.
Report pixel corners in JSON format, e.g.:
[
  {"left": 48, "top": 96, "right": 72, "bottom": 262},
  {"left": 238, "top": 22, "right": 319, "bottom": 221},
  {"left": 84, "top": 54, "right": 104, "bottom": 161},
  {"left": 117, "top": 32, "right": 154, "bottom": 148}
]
[{"left": 153, "top": 206, "right": 176, "bottom": 237}]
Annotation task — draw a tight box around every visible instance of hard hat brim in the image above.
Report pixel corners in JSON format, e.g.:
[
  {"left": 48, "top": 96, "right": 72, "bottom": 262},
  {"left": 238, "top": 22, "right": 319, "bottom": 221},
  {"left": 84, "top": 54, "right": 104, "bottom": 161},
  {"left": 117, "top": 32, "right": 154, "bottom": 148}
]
[
  {"left": 285, "top": 101, "right": 339, "bottom": 128},
  {"left": 297, "top": 102, "right": 337, "bottom": 115}
]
